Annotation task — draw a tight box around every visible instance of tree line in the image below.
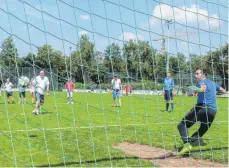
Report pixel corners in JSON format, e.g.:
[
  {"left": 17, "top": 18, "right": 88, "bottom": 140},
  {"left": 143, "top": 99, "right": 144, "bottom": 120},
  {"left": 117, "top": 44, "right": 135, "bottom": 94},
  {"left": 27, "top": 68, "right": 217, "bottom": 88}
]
[{"left": 0, "top": 35, "right": 228, "bottom": 90}]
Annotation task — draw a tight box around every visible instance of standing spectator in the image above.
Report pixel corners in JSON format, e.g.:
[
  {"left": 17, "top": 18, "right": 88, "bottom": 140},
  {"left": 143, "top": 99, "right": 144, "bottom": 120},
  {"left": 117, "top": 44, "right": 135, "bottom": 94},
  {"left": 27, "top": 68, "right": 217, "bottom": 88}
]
[
  {"left": 162, "top": 72, "right": 175, "bottom": 112},
  {"left": 18, "top": 76, "right": 29, "bottom": 104},
  {"left": 65, "top": 79, "right": 75, "bottom": 104},
  {"left": 5, "top": 78, "right": 14, "bottom": 104},
  {"left": 111, "top": 75, "right": 122, "bottom": 107}
]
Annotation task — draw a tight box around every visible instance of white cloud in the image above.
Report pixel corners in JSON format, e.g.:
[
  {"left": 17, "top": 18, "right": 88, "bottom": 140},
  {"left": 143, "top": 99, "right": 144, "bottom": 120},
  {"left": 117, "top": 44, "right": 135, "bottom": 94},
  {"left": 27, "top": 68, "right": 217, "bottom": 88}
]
[
  {"left": 79, "top": 15, "right": 90, "bottom": 21},
  {"left": 78, "top": 30, "right": 87, "bottom": 36},
  {"left": 119, "top": 32, "right": 144, "bottom": 41},
  {"left": 151, "top": 4, "right": 221, "bottom": 29}
]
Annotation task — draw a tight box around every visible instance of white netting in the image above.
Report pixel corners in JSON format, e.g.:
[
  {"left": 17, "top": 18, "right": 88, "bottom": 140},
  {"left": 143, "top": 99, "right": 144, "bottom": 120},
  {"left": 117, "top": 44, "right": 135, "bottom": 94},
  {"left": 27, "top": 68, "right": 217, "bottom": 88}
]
[{"left": 0, "top": 0, "right": 228, "bottom": 167}]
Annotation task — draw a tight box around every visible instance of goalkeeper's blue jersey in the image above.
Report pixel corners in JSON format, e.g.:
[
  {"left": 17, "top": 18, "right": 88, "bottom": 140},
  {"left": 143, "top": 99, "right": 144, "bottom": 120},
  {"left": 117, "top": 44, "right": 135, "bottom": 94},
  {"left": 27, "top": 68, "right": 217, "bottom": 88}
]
[
  {"left": 164, "top": 78, "right": 174, "bottom": 90},
  {"left": 197, "top": 79, "right": 220, "bottom": 111}
]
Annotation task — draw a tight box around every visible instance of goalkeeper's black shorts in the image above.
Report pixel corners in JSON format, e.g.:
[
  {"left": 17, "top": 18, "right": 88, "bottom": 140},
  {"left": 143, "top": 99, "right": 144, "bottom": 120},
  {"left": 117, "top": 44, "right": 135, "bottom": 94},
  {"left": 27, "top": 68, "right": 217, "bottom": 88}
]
[{"left": 164, "top": 90, "right": 173, "bottom": 100}]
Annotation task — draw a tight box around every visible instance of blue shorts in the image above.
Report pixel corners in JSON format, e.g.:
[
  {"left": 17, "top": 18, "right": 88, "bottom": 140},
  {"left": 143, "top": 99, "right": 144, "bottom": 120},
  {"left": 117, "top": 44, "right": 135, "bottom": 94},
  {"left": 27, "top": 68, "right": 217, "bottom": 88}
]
[
  {"left": 35, "top": 92, "right": 44, "bottom": 104},
  {"left": 67, "top": 91, "right": 73, "bottom": 97},
  {"left": 164, "top": 90, "right": 173, "bottom": 101},
  {"left": 112, "top": 89, "right": 121, "bottom": 99}
]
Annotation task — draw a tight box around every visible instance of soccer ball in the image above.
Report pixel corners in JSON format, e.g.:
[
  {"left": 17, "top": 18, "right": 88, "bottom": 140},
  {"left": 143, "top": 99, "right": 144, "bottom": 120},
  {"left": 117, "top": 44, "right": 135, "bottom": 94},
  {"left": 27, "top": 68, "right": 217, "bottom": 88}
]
[{"left": 19, "top": 76, "right": 29, "bottom": 87}]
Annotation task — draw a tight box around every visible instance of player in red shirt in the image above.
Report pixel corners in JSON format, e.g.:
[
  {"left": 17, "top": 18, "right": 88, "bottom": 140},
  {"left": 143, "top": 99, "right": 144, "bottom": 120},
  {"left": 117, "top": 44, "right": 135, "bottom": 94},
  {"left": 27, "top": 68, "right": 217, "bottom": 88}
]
[{"left": 65, "top": 79, "right": 75, "bottom": 104}]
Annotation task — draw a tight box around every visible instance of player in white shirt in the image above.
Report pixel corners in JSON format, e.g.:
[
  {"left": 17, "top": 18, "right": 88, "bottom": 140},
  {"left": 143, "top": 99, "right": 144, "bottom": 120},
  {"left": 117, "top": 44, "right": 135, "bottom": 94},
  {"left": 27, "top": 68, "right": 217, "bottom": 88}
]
[
  {"left": 29, "top": 77, "right": 36, "bottom": 103},
  {"left": 32, "top": 71, "right": 50, "bottom": 115},
  {"left": 18, "top": 76, "right": 29, "bottom": 104},
  {"left": 5, "top": 78, "right": 15, "bottom": 104},
  {"left": 111, "top": 74, "right": 122, "bottom": 107}
]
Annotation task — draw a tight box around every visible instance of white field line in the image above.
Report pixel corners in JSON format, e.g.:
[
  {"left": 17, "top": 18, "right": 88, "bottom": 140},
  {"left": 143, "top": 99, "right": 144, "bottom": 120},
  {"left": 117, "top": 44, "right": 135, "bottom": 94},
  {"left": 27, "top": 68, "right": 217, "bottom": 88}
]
[
  {"left": 1, "top": 124, "right": 147, "bottom": 133},
  {"left": 1, "top": 121, "right": 228, "bottom": 133}
]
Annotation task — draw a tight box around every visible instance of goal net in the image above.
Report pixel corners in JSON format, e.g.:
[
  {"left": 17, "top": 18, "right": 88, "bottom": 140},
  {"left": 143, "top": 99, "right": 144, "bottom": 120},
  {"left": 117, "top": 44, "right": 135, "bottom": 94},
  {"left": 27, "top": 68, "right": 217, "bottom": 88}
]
[{"left": 0, "top": 0, "right": 228, "bottom": 167}]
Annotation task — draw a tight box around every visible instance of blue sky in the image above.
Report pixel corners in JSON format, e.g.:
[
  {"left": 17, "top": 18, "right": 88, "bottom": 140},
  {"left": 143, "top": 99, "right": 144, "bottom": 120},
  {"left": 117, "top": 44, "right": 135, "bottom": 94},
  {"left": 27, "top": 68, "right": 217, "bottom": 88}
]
[{"left": 0, "top": 0, "right": 228, "bottom": 58}]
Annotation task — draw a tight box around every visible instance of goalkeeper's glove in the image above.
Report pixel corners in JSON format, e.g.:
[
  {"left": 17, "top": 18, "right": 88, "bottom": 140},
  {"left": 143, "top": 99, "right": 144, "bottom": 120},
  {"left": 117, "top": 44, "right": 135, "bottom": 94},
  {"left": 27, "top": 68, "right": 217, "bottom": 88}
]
[{"left": 188, "top": 86, "right": 202, "bottom": 92}]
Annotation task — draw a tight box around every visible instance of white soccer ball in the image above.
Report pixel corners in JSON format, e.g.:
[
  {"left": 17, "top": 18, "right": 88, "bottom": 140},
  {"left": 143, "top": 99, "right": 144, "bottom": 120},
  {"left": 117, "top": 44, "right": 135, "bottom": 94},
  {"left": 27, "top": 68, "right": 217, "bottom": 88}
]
[{"left": 19, "top": 76, "right": 29, "bottom": 86}]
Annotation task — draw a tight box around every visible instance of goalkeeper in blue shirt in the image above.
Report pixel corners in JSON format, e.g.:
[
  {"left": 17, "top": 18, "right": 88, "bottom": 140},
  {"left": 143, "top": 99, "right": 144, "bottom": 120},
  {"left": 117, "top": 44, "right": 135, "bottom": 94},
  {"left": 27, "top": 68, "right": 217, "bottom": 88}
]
[
  {"left": 176, "top": 68, "right": 226, "bottom": 157},
  {"left": 162, "top": 72, "right": 175, "bottom": 112}
]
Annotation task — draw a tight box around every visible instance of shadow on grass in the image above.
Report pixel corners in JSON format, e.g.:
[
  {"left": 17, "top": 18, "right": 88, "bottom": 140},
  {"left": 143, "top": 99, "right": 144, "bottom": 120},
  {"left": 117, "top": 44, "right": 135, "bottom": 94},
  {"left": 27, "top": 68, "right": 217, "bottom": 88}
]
[
  {"left": 38, "top": 156, "right": 139, "bottom": 167},
  {"left": 191, "top": 146, "right": 228, "bottom": 153},
  {"left": 40, "top": 111, "right": 52, "bottom": 115}
]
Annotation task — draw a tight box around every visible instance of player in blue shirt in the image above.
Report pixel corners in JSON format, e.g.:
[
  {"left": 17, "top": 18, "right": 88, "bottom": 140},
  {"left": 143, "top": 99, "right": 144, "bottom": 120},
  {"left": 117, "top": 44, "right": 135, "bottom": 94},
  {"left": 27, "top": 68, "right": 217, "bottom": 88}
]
[
  {"left": 176, "top": 68, "right": 226, "bottom": 157},
  {"left": 163, "top": 72, "right": 175, "bottom": 112}
]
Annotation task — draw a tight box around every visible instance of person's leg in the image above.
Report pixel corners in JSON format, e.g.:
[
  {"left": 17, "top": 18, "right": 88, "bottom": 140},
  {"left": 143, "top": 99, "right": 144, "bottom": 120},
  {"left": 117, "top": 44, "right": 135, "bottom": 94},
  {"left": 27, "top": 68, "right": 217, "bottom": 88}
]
[
  {"left": 20, "top": 92, "right": 26, "bottom": 103},
  {"left": 33, "top": 92, "right": 41, "bottom": 114},
  {"left": 39, "top": 94, "right": 44, "bottom": 113},
  {"left": 112, "top": 90, "right": 116, "bottom": 107},
  {"left": 67, "top": 92, "right": 70, "bottom": 104},
  {"left": 164, "top": 90, "right": 169, "bottom": 111},
  {"left": 176, "top": 105, "right": 201, "bottom": 156},
  {"left": 10, "top": 92, "right": 14, "bottom": 103},
  {"left": 31, "top": 92, "right": 34, "bottom": 103},
  {"left": 70, "top": 92, "right": 73, "bottom": 104},
  {"left": 23, "top": 92, "right": 26, "bottom": 103},
  {"left": 169, "top": 90, "right": 174, "bottom": 112},
  {"left": 190, "top": 106, "right": 216, "bottom": 144},
  {"left": 177, "top": 106, "right": 199, "bottom": 143}
]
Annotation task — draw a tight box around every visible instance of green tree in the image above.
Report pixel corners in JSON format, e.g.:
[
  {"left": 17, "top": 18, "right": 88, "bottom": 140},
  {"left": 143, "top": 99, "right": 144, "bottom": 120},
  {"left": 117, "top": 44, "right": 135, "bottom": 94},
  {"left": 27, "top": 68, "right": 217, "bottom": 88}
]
[
  {"left": 123, "top": 40, "right": 139, "bottom": 80},
  {"left": 104, "top": 43, "right": 125, "bottom": 74},
  {"left": 0, "top": 37, "right": 21, "bottom": 68},
  {"left": 21, "top": 53, "right": 36, "bottom": 67},
  {"left": 72, "top": 35, "right": 98, "bottom": 83}
]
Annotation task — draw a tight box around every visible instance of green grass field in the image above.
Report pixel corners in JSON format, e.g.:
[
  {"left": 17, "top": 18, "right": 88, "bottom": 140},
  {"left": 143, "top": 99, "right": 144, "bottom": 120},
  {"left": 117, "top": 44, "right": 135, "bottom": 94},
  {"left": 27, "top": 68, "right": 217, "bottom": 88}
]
[{"left": 0, "top": 92, "right": 228, "bottom": 167}]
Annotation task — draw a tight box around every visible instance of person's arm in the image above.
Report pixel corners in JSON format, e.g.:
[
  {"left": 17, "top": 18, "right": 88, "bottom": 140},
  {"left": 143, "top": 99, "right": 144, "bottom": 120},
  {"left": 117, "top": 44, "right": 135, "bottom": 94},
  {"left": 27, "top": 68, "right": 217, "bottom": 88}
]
[
  {"left": 219, "top": 87, "right": 227, "bottom": 94},
  {"left": 215, "top": 82, "right": 227, "bottom": 94},
  {"left": 119, "top": 80, "right": 122, "bottom": 90},
  {"left": 188, "top": 81, "right": 206, "bottom": 93}
]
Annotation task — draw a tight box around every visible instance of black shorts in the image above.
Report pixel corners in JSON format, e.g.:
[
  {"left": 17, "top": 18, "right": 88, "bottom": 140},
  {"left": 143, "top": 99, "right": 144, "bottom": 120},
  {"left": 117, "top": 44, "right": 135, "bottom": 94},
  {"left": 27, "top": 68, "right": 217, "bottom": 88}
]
[
  {"left": 35, "top": 92, "right": 44, "bottom": 104},
  {"left": 164, "top": 90, "right": 173, "bottom": 100},
  {"left": 6, "top": 92, "right": 13, "bottom": 98},
  {"left": 181, "top": 103, "right": 216, "bottom": 127},
  {"left": 19, "top": 91, "right": 26, "bottom": 98}
]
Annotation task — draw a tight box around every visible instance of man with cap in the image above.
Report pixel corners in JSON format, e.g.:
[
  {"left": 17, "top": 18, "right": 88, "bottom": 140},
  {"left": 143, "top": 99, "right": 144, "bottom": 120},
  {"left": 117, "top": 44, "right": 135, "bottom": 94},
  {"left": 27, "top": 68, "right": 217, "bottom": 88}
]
[
  {"left": 111, "top": 74, "right": 122, "bottom": 107},
  {"left": 32, "top": 70, "right": 50, "bottom": 115}
]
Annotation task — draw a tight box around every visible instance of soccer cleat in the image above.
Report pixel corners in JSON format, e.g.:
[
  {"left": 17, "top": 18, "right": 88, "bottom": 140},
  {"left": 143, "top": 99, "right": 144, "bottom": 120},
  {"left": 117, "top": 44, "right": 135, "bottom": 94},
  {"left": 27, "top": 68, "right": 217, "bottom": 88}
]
[
  {"left": 176, "top": 143, "right": 192, "bottom": 158},
  {"left": 32, "top": 110, "right": 38, "bottom": 115},
  {"left": 190, "top": 138, "right": 206, "bottom": 146},
  {"left": 71, "top": 102, "right": 74, "bottom": 104},
  {"left": 67, "top": 102, "right": 70, "bottom": 104}
]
